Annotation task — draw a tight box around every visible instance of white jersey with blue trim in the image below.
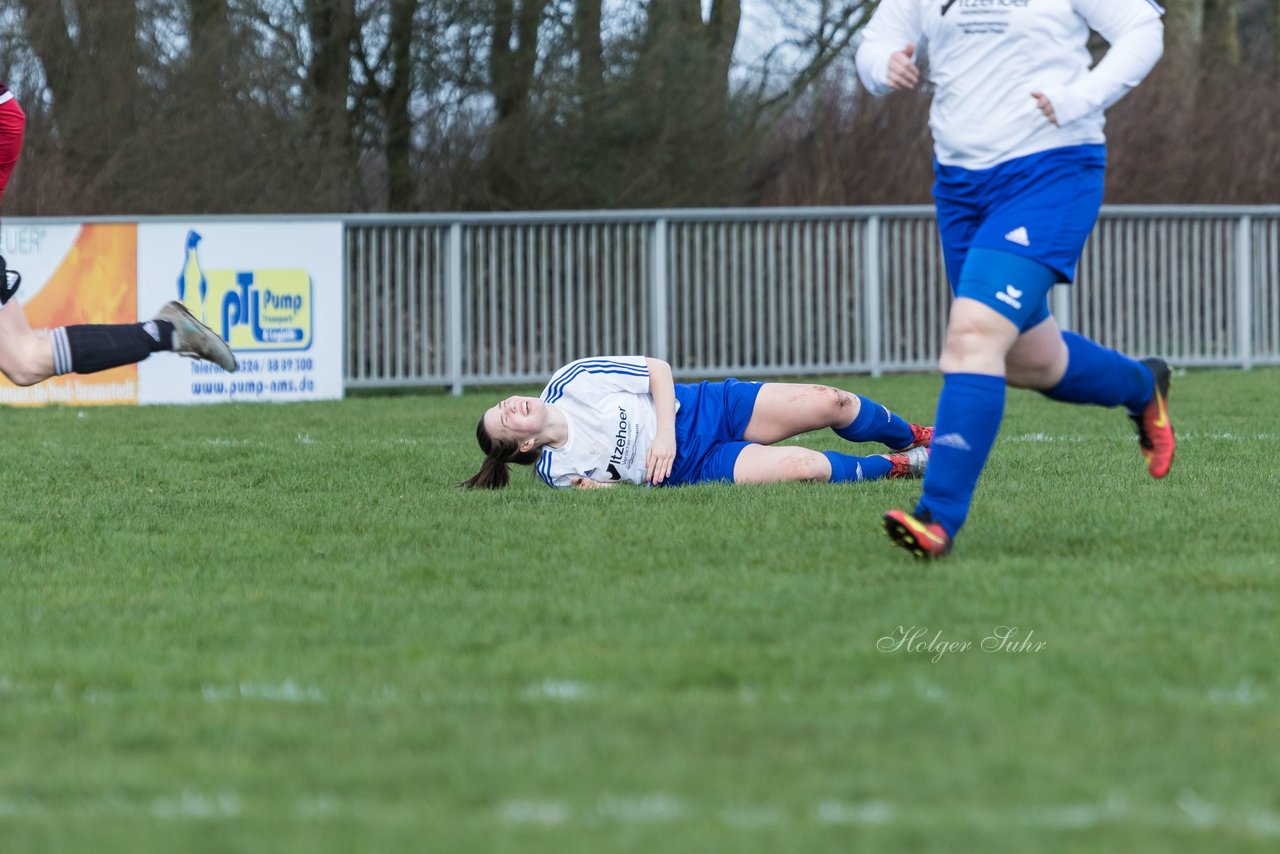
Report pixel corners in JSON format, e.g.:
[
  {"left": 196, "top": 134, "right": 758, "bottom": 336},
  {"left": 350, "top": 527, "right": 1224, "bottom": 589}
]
[
  {"left": 535, "top": 356, "right": 668, "bottom": 489},
  {"left": 856, "top": 0, "right": 1164, "bottom": 170}
]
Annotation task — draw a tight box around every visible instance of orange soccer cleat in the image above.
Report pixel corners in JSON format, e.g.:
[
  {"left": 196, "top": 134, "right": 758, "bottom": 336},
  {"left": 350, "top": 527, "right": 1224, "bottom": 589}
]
[
  {"left": 896, "top": 424, "right": 934, "bottom": 451},
  {"left": 1130, "top": 357, "right": 1175, "bottom": 479},
  {"left": 882, "top": 508, "right": 952, "bottom": 559}
]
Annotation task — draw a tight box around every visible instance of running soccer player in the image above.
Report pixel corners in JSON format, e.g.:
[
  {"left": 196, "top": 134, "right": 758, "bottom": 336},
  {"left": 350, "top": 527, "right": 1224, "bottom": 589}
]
[
  {"left": 0, "top": 83, "right": 236, "bottom": 384},
  {"left": 855, "top": 0, "right": 1176, "bottom": 559},
  {"left": 462, "top": 356, "right": 933, "bottom": 490}
]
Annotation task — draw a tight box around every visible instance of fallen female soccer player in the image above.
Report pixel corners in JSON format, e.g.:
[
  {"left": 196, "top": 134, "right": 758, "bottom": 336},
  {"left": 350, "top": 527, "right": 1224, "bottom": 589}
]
[{"left": 463, "top": 356, "right": 931, "bottom": 490}]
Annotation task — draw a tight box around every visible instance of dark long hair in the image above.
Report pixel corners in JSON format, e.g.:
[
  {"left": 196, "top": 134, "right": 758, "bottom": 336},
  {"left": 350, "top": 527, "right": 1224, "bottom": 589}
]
[{"left": 460, "top": 416, "right": 542, "bottom": 489}]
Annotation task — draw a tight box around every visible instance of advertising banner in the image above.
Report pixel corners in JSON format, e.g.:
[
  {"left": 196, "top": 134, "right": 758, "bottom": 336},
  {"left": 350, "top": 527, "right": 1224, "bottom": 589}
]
[
  {"left": 0, "top": 218, "right": 344, "bottom": 406},
  {"left": 0, "top": 222, "right": 140, "bottom": 406},
  {"left": 137, "top": 222, "right": 344, "bottom": 404}
]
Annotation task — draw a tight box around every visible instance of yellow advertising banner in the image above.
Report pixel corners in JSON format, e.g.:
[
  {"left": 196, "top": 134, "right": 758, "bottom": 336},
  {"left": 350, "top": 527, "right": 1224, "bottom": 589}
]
[{"left": 176, "top": 230, "right": 313, "bottom": 351}]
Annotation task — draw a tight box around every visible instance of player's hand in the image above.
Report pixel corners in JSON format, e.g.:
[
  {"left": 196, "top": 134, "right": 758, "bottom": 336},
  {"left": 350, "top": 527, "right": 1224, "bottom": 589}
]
[
  {"left": 570, "top": 476, "right": 610, "bottom": 490},
  {"left": 887, "top": 44, "right": 919, "bottom": 91},
  {"left": 646, "top": 430, "right": 677, "bottom": 486},
  {"left": 1031, "top": 92, "right": 1058, "bottom": 126}
]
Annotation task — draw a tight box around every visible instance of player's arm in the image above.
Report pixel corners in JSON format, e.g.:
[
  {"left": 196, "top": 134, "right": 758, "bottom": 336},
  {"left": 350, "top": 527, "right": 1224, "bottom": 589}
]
[
  {"left": 1034, "top": 0, "right": 1164, "bottom": 126},
  {"left": 855, "top": 0, "right": 924, "bottom": 95},
  {"left": 644, "top": 357, "right": 677, "bottom": 485},
  {"left": 569, "top": 476, "right": 615, "bottom": 490}
]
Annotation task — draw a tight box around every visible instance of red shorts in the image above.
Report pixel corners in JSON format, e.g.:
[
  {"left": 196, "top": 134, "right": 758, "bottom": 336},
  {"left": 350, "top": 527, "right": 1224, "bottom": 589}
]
[{"left": 0, "top": 95, "right": 26, "bottom": 203}]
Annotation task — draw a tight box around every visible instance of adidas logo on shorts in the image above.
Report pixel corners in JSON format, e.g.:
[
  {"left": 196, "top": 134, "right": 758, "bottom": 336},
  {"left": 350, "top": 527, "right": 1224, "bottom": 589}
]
[{"left": 1004, "top": 226, "right": 1031, "bottom": 247}]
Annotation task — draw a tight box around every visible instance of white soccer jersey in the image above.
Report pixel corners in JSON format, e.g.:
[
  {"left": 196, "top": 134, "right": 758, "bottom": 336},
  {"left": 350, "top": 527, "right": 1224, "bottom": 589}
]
[
  {"left": 534, "top": 356, "right": 668, "bottom": 489},
  {"left": 856, "top": 0, "right": 1164, "bottom": 170}
]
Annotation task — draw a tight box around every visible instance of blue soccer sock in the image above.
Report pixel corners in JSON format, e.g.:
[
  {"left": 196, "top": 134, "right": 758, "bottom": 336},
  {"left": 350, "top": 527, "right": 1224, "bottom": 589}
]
[
  {"left": 833, "top": 395, "right": 916, "bottom": 449},
  {"left": 822, "top": 451, "right": 893, "bottom": 483},
  {"left": 915, "top": 373, "right": 1006, "bottom": 537},
  {"left": 1042, "top": 331, "right": 1154, "bottom": 413}
]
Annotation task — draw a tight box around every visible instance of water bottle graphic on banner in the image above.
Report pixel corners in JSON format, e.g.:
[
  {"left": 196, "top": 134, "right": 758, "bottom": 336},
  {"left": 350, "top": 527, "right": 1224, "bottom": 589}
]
[{"left": 177, "top": 230, "right": 208, "bottom": 322}]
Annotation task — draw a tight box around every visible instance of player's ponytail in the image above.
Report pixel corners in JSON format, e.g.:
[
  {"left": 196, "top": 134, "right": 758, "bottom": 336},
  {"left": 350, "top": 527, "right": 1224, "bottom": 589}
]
[{"left": 460, "top": 417, "right": 540, "bottom": 489}]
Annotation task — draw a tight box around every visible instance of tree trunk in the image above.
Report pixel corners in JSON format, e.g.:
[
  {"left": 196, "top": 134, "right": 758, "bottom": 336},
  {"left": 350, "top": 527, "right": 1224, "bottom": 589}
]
[
  {"left": 385, "top": 0, "right": 420, "bottom": 211},
  {"left": 16, "top": 0, "right": 75, "bottom": 109},
  {"left": 631, "top": 0, "right": 742, "bottom": 204},
  {"left": 17, "top": 0, "right": 141, "bottom": 209},
  {"left": 705, "top": 0, "right": 741, "bottom": 101},
  {"left": 78, "top": 1, "right": 142, "bottom": 155},
  {"left": 575, "top": 0, "right": 604, "bottom": 105},
  {"left": 1202, "top": 0, "right": 1241, "bottom": 67},
  {"left": 188, "top": 0, "right": 233, "bottom": 108},
  {"left": 486, "top": 0, "right": 550, "bottom": 207},
  {"left": 306, "top": 0, "right": 357, "bottom": 205},
  {"left": 1161, "top": 0, "right": 1203, "bottom": 60},
  {"left": 189, "top": 0, "right": 231, "bottom": 64}
]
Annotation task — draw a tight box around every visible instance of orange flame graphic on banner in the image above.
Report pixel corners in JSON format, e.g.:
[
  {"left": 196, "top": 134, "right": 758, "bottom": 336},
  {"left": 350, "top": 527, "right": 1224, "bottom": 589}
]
[{"left": 0, "top": 224, "right": 139, "bottom": 406}]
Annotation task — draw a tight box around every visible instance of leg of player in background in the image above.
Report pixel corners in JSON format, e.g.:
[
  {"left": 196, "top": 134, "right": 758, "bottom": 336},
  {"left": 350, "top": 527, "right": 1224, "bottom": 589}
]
[
  {"left": 0, "top": 296, "right": 174, "bottom": 386},
  {"left": 898, "top": 296, "right": 1021, "bottom": 540},
  {"left": 884, "top": 250, "right": 1174, "bottom": 559},
  {"left": 1008, "top": 314, "right": 1150, "bottom": 408},
  {"left": 1007, "top": 315, "right": 1174, "bottom": 479},
  {"left": 741, "top": 383, "right": 930, "bottom": 451},
  {"left": 883, "top": 247, "right": 1057, "bottom": 559},
  {"left": 0, "top": 296, "right": 236, "bottom": 386}
]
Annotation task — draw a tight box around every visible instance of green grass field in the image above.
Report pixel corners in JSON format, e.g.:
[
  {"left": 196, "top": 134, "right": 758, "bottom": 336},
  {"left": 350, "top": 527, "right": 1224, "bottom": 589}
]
[{"left": 3, "top": 367, "right": 1279, "bottom": 852}]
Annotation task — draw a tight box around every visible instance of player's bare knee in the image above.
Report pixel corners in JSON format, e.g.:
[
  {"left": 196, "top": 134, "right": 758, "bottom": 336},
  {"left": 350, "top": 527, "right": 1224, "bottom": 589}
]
[
  {"left": 940, "top": 321, "right": 1007, "bottom": 373},
  {"left": 939, "top": 331, "right": 986, "bottom": 372},
  {"left": 782, "top": 451, "right": 829, "bottom": 482},
  {"left": 817, "top": 384, "right": 855, "bottom": 422}
]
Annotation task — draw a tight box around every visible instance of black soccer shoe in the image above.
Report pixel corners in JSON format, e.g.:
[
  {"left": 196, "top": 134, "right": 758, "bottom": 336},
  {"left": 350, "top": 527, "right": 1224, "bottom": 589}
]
[{"left": 0, "top": 254, "right": 19, "bottom": 306}]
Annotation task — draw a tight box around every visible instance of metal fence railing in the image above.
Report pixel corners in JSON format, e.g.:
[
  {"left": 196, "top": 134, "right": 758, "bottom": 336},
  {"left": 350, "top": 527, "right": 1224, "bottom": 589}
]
[{"left": 343, "top": 206, "right": 1280, "bottom": 393}]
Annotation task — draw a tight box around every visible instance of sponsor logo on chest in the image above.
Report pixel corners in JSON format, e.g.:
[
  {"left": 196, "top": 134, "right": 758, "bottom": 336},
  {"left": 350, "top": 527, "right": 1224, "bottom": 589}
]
[
  {"left": 938, "top": 0, "right": 1033, "bottom": 36},
  {"left": 609, "top": 406, "right": 629, "bottom": 465},
  {"left": 943, "top": 0, "right": 1031, "bottom": 14}
]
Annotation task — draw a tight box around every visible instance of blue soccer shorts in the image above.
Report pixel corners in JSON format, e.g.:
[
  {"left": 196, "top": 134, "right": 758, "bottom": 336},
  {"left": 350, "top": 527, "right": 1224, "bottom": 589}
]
[
  {"left": 665, "top": 378, "right": 763, "bottom": 486},
  {"left": 934, "top": 144, "right": 1106, "bottom": 331}
]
